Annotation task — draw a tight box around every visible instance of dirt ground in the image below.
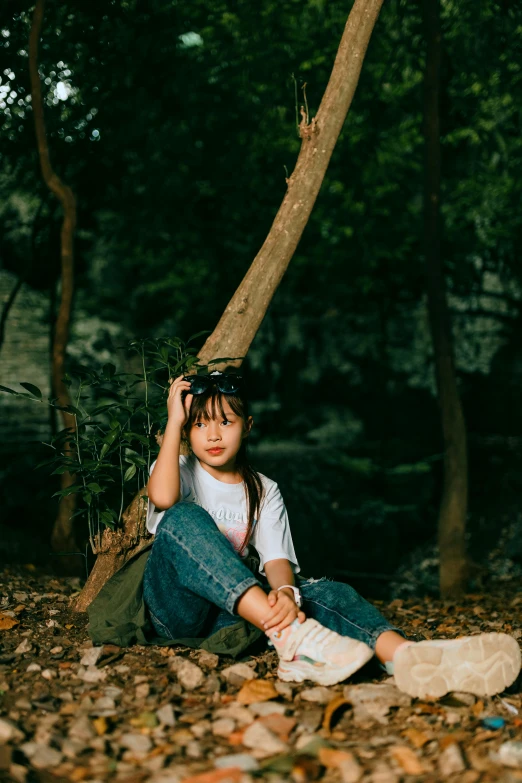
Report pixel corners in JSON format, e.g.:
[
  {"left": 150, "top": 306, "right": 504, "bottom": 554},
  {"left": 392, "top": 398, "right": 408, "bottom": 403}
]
[{"left": 1, "top": 565, "right": 522, "bottom": 783}]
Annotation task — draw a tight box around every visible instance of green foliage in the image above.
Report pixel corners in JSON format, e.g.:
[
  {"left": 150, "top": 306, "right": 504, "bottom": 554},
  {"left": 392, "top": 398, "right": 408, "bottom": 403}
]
[{"left": 0, "top": 334, "right": 216, "bottom": 550}]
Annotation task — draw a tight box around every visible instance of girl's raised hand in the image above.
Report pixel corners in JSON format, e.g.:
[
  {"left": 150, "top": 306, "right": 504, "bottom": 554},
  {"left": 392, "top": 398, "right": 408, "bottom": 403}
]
[
  {"left": 167, "top": 375, "right": 193, "bottom": 429},
  {"left": 263, "top": 590, "right": 306, "bottom": 634}
]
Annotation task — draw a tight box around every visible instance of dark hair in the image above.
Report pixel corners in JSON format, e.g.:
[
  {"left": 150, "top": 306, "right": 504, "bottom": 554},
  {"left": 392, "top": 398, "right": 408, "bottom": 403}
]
[{"left": 183, "top": 380, "right": 263, "bottom": 555}]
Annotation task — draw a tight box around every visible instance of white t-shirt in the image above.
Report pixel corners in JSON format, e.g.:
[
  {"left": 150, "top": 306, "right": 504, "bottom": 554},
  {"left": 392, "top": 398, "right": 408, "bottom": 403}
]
[{"left": 146, "top": 455, "right": 300, "bottom": 577}]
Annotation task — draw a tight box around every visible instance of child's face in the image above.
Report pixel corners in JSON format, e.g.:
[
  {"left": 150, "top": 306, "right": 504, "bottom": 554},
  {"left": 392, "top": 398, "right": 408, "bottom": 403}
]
[{"left": 188, "top": 399, "right": 252, "bottom": 469}]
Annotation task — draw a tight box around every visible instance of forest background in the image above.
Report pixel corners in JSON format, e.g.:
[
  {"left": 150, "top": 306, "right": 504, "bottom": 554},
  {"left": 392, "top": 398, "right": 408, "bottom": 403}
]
[{"left": 1, "top": 0, "right": 522, "bottom": 600}]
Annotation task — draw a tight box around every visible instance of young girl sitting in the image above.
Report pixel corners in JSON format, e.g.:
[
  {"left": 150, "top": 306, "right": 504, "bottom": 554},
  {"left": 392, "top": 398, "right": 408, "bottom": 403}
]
[{"left": 144, "top": 371, "right": 520, "bottom": 698}]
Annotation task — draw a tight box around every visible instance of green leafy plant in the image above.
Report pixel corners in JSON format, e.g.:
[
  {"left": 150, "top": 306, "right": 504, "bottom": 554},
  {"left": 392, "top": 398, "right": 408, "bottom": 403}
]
[{"left": 0, "top": 333, "right": 236, "bottom": 552}]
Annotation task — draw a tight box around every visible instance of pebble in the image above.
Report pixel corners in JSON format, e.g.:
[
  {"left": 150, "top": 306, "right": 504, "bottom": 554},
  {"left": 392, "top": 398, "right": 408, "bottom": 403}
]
[
  {"left": 14, "top": 639, "right": 32, "bottom": 655},
  {"left": 438, "top": 743, "right": 466, "bottom": 776},
  {"left": 221, "top": 662, "right": 258, "bottom": 685},
  {"left": 197, "top": 651, "right": 219, "bottom": 669},
  {"left": 494, "top": 740, "right": 522, "bottom": 768},
  {"left": 212, "top": 717, "right": 236, "bottom": 737},
  {"left": 81, "top": 666, "right": 107, "bottom": 683},
  {"left": 215, "top": 704, "right": 255, "bottom": 726},
  {"left": 26, "top": 663, "right": 41, "bottom": 673},
  {"left": 242, "top": 721, "right": 288, "bottom": 756},
  {"left": 50, "top": 646, "right": 63, "bottom": 655},
  {"left": 215, "top": 752, "right": 259, "bottom": 771},
  {"left": 300, "top": 686, "right": 334, "bottom": 704},
  {"left": 274, "top": 681, "right": 294, "bottom": 700},
  {"left": 80, "top": 647, "right": 104, "bottom": 667},
  {"left": 190, "top": 720, "right": 212, "bottom": 738},
  {"left": 136, "top": 682, "right": 150, "bottom": 699},
  {"left": 186, "top": 740, "right": 203, "bottom": 759},
  {"left": 30, "top": 744, "right": 63, "bottom": 769},
  {"left": 248, "top": 701, "right": 286, "bottom": 717},
  {"left": 169, "top": 657, "right": 205, "bottom": 690},
  {"left": 369, "top": 762, "right": 398, "bottom": 783},
  {"left": 41, "top": 669, "right": 56, "bottom": 680},
  {"left": 69, "top": 716, "right": 96, "bottom": 742},
  {"left": 120, "top": 732, "right": 153, "bottom": 754},
  {"left": 103, "top": 686, "right": 122, "bottom": 700},
  {"left": 0, "top": 717, "right": 24, "bottom": 744},
  {"left": 156, "top": 703, "right": 176, "bottom": 727},
  {"left": 114, "top": 664, "right": 130, "bottom": 674}
]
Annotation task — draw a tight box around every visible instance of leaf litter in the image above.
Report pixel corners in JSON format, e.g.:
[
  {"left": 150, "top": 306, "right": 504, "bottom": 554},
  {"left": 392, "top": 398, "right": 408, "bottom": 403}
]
[{"left": 1, "top": 566, "right": 522, "bottom": 782}]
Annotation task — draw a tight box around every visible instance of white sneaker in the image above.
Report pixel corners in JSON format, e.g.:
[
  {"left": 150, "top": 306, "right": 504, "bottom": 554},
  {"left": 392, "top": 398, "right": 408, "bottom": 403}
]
[
  {"left": 272, "top": 618, "right": 374, "bottom": 686},
  {"left": 393, "top": 633, "right": 521, "bottom": 699}
]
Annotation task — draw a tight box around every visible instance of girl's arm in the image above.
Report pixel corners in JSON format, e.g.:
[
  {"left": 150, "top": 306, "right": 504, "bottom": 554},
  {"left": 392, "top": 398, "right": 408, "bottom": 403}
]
[
  {"left": 147, "top": 376, "right": 192, "bottom": 510},
  {"left": 264, "top": 558, "right": 296, "bottom": 596}
]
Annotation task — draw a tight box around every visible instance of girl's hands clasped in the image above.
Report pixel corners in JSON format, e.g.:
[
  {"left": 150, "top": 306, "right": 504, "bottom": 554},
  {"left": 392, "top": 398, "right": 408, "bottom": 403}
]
[
  {"left": 263, "top": 589, "right": 306, "bottom": 634},
  {"left": 167, "top": 375, "right": 193, "bottom": 429}
]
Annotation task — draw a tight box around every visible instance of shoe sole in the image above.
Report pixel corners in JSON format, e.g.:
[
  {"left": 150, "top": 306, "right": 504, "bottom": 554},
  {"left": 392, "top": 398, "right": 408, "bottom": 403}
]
[
  {"left": 394, "top": 633, "right": 521, "bottom": 699},
  {"left": 277, "top": 647, "right": 374, "bottom": 687}
]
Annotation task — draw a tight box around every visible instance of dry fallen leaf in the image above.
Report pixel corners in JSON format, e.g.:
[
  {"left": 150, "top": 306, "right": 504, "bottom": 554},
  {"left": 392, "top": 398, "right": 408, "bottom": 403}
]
[
  {"left": 182, "top": 768, "right": 244, "bottom": 783},
  {"left": 318, "top": 747, "right": 356, "bottom": 769},
  {"left": 92, "top": 717, "right": 108, "bottom": 736},
  {"left": 322, "top": 696, "right": 351, "bottom": 734},
  {"left": 402, "top": 728, "right": 430, "bottom": 748},
  {"left": 258, "top": 713, "right": 296, "bottom": 742},
  {"left": 291, "top": 754, "right": 323, "bottom": 782},
  {"left": 237, "top": 678, "right": 279, "bottom": 705},
  {"left": 390, "top": 745, "right": 424, "bottom": 775},
  {"left": 0, "top": 614, "right": 19, "bottom": 630},
  {"left": 471, "top": 700, "right": 484, "bottom": 717}
]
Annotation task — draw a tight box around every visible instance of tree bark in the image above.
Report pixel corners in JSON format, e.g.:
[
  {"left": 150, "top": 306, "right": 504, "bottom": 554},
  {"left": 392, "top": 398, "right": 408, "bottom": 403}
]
[
  {"left": 422, "top": 0, "right": 468, "bottom": 597},
  {"left": 29, "top": 0, "right": 79, "bottom": 563},
  {"left": 199, "top": 0, "right": 385, "bottom": 366},
  {"left": 73, "top": 0, "right": 385, "bottom": 611}
]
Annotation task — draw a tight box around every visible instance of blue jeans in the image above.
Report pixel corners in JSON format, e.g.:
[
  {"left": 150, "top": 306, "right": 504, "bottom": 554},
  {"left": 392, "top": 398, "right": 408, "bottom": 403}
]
[{"left": 143, "top": 502, "right": 399, "bottom": 648}]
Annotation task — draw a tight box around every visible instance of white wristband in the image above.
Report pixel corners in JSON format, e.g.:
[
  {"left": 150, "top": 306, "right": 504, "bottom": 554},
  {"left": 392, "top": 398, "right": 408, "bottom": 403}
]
[{"left": 276, "top": 584, "right": 302, "bottom": 607}]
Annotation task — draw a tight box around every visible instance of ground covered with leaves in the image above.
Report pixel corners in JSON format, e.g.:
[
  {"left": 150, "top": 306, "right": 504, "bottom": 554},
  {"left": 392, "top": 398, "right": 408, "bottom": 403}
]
[{"left": 2, "top": 567, "right": 522, "bottom": 783}]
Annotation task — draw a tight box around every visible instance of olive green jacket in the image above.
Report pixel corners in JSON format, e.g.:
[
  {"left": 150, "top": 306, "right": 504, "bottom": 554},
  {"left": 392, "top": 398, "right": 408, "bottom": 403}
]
[{"left": 87, "top": 543, "right": 266, "bottom": 658}]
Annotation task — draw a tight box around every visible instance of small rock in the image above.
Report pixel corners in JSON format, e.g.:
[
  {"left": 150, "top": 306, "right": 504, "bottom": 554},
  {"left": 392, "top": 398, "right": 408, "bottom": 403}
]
[
  {"left": 190, "top": 720, "right": 211, "bottom": 739},
  {"left": 494, "top": 741, "right": 522, "bottom": 769},
  {"left": 157, "top": 703, "right": 176, "bottom": 727},
  {"left": 8, "top": 763, "right": 26, "bottom": 783},
  {"left": 169, "top": 657, "right": 204, "bottom": 690},
  {"left": 451, "top": 692, "right": 476, "bottom": 706},
  {"left": 369, "top": 762, "right": 398, "bottom": 783},
  {"left": 248, "top": 701, "right": 286, "bottom": 717},
  {"left": 80, "top": 647, "right": 104, "bottom": 666},
  {"left": 198, "top": 651, "right": 219, "bottom": 669},
  {"left": 104, "top": 686, "right": 123, "bottom": 700},
  {"left": 274, "top": 681, "right": 294, "bottom": 700},
  {"left": 136, "top": 682, "right": 150, "bottom": 699},
  {"left": 91, "top": 697, "right": 116, "bottom": 717},
  {"left": 114, "top": 664, "right": 130, "bottom": 674},
  {"left": 445, "top": 711, "right": 461, "bottom": 726},
  {"left": 343, "top": 682, "right": 410, "bottom": 726},
  {"left": 203, "top": 671, "right": 221, "bottom": 694},
  {"left": 0, "top": 718, "right": 24, "bottom": 744},
  {"left": 300, "top": 686, "right": 334, "bottom": 704},
  {"left": 221, "top": 662, "right": 258, "bottom": 686},
  {"left": 30, "top": 745, "right": 63, "bottom": 769},
  {"left": 242, "top": 721, "right": 288, "bottom": 757},
  {"left": 120, "top": 733, "right": 153, "bottom": 754},
  {"left": 339, "top": 754, "right": 364, "bottom": 783},
  {"left": 26, "top": 663, "right": 41, "bottom": 673},
  {"left": 172, "top": 728, "right": 194, "bottom": 746},
  {"left": 81, "top": 666, "right": 107, "bottom": 683},
  {"left": 439, "top": 743, "right": 466, "bottom": 776},
  {"left": 186, "top": 741, "right": 203, "bottom": 759},
  {"left": 69, "top": 716, "right": 95, "bottom": 742},
  {"left": 212, "top": 718, "right": 236, "bottom": 737},
  {"left": 61, "top": 738, "right": 88, "bottom": 759},
  {"left": 215, "top": 753, "right": 259, "bottom": 771},
  {"left": 296, "top": 707, "right": 323, "bottom": 734},
  {"left": 14, "top": 699, "right": 31, "bottom": 711},
  {"left": 50, "top": 646, "right": 63, "bottom": 655},
  {"left": 215, "top": 704, "right": 255, "bottom": 726},
  {"left": 14, "top": 639, "right": 32, "bottom": 655},
  {"left": 41, "top": 669, "right": 56, "bottom": 680}
]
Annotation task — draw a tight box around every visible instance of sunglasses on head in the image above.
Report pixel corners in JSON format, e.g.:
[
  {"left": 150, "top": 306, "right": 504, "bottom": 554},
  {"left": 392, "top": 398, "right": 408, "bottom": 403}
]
[{"left": 182, "top": 372, "right": 243, "bottom": 396}]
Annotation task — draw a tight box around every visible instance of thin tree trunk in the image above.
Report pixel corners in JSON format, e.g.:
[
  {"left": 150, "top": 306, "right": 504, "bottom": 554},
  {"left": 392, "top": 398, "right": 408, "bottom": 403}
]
[
  {"left": 73, "top": 0, "right": 385, "bottom": 611},
  {"left": 0, "top": 277, "right": 24, "bottom": 353},
  {"left": 422, "top": 0, "right": 468, "bottom": 597},
  {"left": 199, "top": 0, "right": 385, "bottom": 365},
  {"left": 29, "top": 0, "right": 79, "bottom": 563}
]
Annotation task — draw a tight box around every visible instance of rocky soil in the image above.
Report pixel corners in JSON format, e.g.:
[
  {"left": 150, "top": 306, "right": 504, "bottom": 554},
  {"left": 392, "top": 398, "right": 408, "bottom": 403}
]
[{"left": 1, "top": 566, "right": 522, "bottom": 783}]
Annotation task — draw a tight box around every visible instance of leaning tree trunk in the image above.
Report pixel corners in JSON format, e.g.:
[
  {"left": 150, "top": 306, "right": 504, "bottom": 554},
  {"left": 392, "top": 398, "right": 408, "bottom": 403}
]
[
  {"left": 29, "top": 0, "right": 79, "bottom": 564},
  {"left": 422, "top": 0, "right": 468, "bottom": 597},
  {"left": 73, "top": 0, "right": 385, "bottom": 612}
]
